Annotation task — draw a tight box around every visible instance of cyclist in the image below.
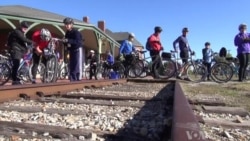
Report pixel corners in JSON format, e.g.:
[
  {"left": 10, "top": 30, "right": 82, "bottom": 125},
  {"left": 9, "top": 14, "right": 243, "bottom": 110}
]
[
  {"left": 173, "top": 27, "right": 192, "bottom": 80},
  {"left": 234, "top": 23, "right": 250, "bottom": 82},
  {"left": 87, "top": 50, "right": 98, "bottom": 80},
  {"left": 30, "top": 28, "right": 53, "bottom": 84},
  {"left": 148, "top": 26, "right": 164, "bottom": 78},
  {"left": 7, "top": 21, "right": 33, "bottom": 85},
  {"left": 103, "top": 50, "right": 114, "bottom": 69},
  {"left": 119, "top": 33, "right": 136, "bottom": 77},
  {"left": 62, "top": 17, "right": 83, "bottom": 82},
  {"left": 202, "top": 42, "right": 213, "bottom": 81}
]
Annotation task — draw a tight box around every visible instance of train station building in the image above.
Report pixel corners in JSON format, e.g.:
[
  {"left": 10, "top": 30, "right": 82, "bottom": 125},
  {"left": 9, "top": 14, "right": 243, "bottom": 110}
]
[{"left": 0, "top": 5, "right": 143, "bottom": 63}]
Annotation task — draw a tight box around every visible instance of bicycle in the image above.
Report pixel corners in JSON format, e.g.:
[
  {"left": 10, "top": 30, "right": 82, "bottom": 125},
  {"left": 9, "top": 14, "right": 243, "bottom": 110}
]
[
  {"left": 0, "top": 49, "right": 32, "bottom": 85},
  {"left": 29, "top": 38, "right": 61, "bottom": 83},
  {"left": 136, "top": 50, "right": 174, "bottom": 79},
  {"left": 209, "top": 53, "right": 234, "bottom": 83},
  {"left": 152, "top": 50, "right": 207, "bottom": 82}
]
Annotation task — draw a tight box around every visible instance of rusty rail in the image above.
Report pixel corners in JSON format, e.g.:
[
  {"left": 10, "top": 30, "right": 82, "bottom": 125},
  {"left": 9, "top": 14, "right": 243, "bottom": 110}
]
[
  {"left": 172, "top": 82, "right": 207, "bottom": 141},
  {"left": 0, "top": 79, "right": 127, "bottom": 103}
]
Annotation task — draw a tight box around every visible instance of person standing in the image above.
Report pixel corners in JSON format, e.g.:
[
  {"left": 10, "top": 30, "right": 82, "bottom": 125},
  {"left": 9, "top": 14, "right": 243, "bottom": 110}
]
[
  {"left": 173, "top": 27, "right": 192, "bottom": 79},
  {"left": 62, "top": 17, "right": 83, "bottom": 82},
  {"left": 7, "top": 21, "right": 33, "bottom": 85},
  {"left": 234, "top": 23, "right": 250, "bottom": 82},
  {"left": 202, "top": 42, "right": 213, "bottom": 81},
  {"left": 30, "top": 28, "right": 53, "bottom": 84},
  {"left": 148, "top": 26, "right": 164, "bottom": 78},
  {"left": 119, "top": 33, "right": 136, "bottom": 77},
  {"left": 87, "top": 50, "right": 98, "bottom": 80}
]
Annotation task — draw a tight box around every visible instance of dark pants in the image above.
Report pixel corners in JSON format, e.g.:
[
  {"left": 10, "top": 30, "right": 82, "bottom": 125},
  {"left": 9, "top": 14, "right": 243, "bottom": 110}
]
[
  {"left": 69, "top": 49, "right": 80, "bottom": 81},
  {"left": 89, "top": 64, "right": 97, "bottom": 80},
  {"left": 123, "top": 54, "right": 134, "bottom": 77},
  {"left": 180, "top": 51, "right": 189, "bottom": 64},
  {"left": 12, "top": 59, "right": 20, "bottom": 82},
  {"left": 203, "top": 62, "right": 211, "bottom": 79},
  {"left": 150, "top": 50, "right": 160, "bottom": 76},
  {"left": 31, "top": 52, "right": 46, "bottom": 80},
  {"left": 10, "top": 49, "right": 24, "bottom": 82},
  {"left": 238, "top": 53, "right": 250, "bottom": 81}
]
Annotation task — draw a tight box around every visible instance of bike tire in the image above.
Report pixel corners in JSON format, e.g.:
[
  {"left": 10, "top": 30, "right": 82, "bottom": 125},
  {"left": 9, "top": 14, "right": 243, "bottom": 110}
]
[
  {"left": 138, "top": 60, "right": 150, "bottom": 78},
  {"left": 128, "top": 60, "right": 144, "bottom": 78},
  {"left": 113, "top": 62, "right": 125, "bottom": 79},
  {"left": 43, "top": 55, "right": 58, "bottom": 83},
  {"left": 154, "top": 59, "right": 176, "bottom": 79},
  {"left": 0, "top": 63, "right": 11, "bottom": 85},
  {"left": 186, "top": 63, "right": 207, "bottom": 82},
  {"left": 210, "top": 62, "right": 233, "bottom": 83}
]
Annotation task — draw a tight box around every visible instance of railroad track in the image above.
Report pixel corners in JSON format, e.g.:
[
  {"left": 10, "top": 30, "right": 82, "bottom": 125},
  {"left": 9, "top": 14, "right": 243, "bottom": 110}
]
[{"left": 0, "top": 79, "right": 207, "bottom": 141}]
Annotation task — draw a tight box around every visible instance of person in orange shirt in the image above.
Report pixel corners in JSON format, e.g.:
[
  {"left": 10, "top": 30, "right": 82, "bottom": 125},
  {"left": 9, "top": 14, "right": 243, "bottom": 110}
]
[
  {"left": 30, "top": 28, "right": 52, "bottom": 84},
  {"left": 148, "top": 26, "right": 164, "bottom": 78}
]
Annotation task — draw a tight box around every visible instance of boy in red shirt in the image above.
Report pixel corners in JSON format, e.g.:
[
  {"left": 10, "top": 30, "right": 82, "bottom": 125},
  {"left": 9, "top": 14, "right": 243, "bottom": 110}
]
[{"left": 30, "top": 28, "right": 52, "bottom": 84}]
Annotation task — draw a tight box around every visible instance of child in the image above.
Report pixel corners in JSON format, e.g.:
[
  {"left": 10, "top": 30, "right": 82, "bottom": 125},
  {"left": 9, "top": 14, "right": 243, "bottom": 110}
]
[{"left": 202, "top": 42, "right": 213, "bottom": 81}]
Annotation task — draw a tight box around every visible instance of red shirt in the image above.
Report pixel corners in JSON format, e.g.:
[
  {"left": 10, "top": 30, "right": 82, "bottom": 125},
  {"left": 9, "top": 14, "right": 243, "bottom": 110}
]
[
  {"left": 149, "top": 33, "right": 162, "bottom": 51},
  {"left": 32, "top": 30, "right": 49, "bottom": 50}
]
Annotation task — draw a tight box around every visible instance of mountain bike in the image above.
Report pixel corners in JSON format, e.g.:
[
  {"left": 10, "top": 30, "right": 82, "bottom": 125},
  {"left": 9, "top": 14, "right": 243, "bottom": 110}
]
[
  {"left": 0, "top": 50, "right": 32, "bottom": 85},
  {"left": 152, "top": 50, "right": 207, "bottom": 82},
  {"left": 209, "top": 53, "right": 234, "bottom": 83}
]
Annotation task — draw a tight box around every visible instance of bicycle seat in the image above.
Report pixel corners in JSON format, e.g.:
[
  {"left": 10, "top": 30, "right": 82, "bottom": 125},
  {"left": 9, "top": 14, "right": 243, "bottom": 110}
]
[
  {"left": 139, "top": 50, "right": 147, "bottom": 54},
  {"left": 170, "top": 50, "right": 177, "bottom": 53}
]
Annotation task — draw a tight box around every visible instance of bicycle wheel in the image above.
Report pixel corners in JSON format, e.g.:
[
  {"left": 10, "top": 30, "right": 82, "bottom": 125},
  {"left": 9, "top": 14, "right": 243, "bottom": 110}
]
[
  {"left": 138, "top": 60, "right": 150, "bottom": 78},
  {"left": 128, "top": 60, "right": 144, "bottom": 78},
  {"left": 29, "top": 62, "right": 46, "bottom": 82},
  {"left": 154, "top": 59, "right": 176, "bottom": 79},
  {"left": 59, "top": 65, "right": 68, "bottom": 79},
  {"left": 43, "top": 55, "right": 58, "bottom": 83},
  {"left": 186, "top": 63, "right": 207, "bottom": 82},
  {"left": 211, "top": 62, "right": 233, "bottom": 83},
  {"left": 113, "top": 62, "right": 125, "bottom": 79},
  {"left": 0, "top": 63, "right": 11, "bottom": 85},
  {"left": 18, "top": 65, "right": 31, "bottom": 83}
]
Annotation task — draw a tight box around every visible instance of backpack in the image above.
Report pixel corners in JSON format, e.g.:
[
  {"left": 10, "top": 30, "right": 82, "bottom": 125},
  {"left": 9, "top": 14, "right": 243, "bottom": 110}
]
[
  {"left": 219, "top": 47, "right": 227, "bottom": 57},
  {"left": 145, "top": 37, "right": 152, "bottom": 51}
]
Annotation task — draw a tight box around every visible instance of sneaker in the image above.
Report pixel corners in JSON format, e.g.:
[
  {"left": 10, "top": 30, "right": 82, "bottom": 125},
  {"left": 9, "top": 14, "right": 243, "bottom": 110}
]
[
  {"left": 32, "top": 81, "right": 36, "bottom": 84},
  {"left": 176, "top": 76, "right": 183, "bottom": 80},
  {"left": 12, "top": 81, "right": 22, "bottom": 85},
  {"left": 184, "top": 77, "right": 191, "bottom": 81}
]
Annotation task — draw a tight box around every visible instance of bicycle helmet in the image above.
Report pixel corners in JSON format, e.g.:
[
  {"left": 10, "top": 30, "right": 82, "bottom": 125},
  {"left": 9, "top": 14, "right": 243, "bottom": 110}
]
[
  {"left": 90, "top": 50, "right": 95, "bottom": 53},
  {"left": 205, "top": 42, "right": 210, "bottom": 46},
  {"left": 239, "top": 23, "right": 247, "bottom": 30},
  {"left": 20, "top": 21, "right": 29, "bottom": 28},
  {"left": 40, "top": 28, "right": 51, "bottom": 41},
  {"left": 154, "top": 26, "right": 162, "bottom": 33},
  {"left": 63, "top": 17, "right": 74, "bottom": 24},
  {"left": 128, "top": 32, "right": 135, "bottom": 38},
  {"left": 182, "top": 27, "right": 189, "bottom": 32}
]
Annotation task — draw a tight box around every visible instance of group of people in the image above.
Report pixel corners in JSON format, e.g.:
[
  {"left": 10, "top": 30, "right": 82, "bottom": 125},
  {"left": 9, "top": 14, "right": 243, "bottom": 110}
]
[
  {"left": 7, "top": 17, "right": 84, "bottom": 85},
  {"left": 119, "top": 23, "right": 250, "bottom": 82},
  {"left": 6, "top": 16, "right": 250, "bottom": 84}
]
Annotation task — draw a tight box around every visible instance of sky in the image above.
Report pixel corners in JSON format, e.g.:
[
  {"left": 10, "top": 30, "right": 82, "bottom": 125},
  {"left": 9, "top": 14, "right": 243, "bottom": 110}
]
[{"left": 1, "top": 0, "right": 250, "bottom": 59}]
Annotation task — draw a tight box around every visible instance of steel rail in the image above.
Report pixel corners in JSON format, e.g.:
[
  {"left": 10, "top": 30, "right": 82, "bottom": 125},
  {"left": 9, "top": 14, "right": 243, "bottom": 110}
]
[
  {"left": 172, "top": 82, "right": 207, "bottom": 141},
  {"left": 0, "top": 79, "right": 127, "bottom": 103}
]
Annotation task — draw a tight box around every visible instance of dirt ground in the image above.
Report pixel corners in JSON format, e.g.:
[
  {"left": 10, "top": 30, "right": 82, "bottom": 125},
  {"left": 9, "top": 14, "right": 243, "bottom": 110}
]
[{"left": 181, "top": 81, "right": 250, "bottom": 111}]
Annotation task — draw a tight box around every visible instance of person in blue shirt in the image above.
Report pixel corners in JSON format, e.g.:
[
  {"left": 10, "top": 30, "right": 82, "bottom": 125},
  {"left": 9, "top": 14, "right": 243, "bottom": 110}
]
[
  {"left": 106, "top": 50, "right": 114, "bottom": 65},
  {"left": 62, "top": 17, "right": 83, "bottom": 82},
  {"left": 202, "top": 42, "right": 213, "bottom": 81},
  {"left": 119, "top": 33, "right": 136, "bottom": 77},
  {"left": 173, "top": 27, "right": 193, "bottom": 80},
  {"left": 102, "top": 50, "right": 114, "bottom": 77}
]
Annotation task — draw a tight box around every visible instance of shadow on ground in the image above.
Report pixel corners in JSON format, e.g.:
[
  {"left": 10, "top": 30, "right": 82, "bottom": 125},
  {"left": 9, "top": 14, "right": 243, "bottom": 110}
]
[{"left": 105, "top": 82, "right": 175, "bottom": 141}]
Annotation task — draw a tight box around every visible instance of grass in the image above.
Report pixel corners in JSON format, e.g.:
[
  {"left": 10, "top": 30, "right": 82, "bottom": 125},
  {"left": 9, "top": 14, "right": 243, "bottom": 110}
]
[{"left": 181, "top": 82, "right": 250, "bottom": 111}]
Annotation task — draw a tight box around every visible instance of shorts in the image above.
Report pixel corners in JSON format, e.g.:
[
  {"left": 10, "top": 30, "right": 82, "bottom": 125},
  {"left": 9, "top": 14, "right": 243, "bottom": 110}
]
[{"left": 180, "top": 51, "right": 189, "bottom": 64}]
